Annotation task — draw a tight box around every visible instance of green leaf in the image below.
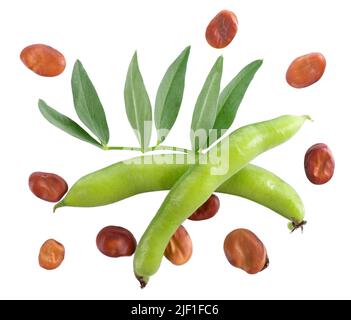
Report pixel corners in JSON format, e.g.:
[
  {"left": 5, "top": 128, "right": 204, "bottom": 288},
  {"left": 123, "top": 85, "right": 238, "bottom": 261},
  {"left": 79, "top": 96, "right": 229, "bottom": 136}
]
[
  {"left": 213, "top": 60, "right": 263, "bottom": 135},
  {"left": 124, "top": 52, "right": 152, "bottom": 152},
  {"left": 38, "top": 99, "right": 102, "bottom": 148},
  {"left": 190, "top": 56, "right": 223, "bottom": 151},
  {"left": 71, "top": 60, "right": 109, "bottom": 145},
  {"left": 155, "top": 46, "right": 190, "bottom": 144}
]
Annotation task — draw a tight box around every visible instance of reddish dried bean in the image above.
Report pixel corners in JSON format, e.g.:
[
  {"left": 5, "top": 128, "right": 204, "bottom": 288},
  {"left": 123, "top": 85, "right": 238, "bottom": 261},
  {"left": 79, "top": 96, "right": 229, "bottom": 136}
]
[
  {"left": 188, "top": 194, "right": 220, "bottom": 221},
  {"left": 29, "top": 172, "right": 68, "bottom": 202},
  {"left": 20, "top": 44, "right": 66, "bottom": 77},
  {"left": 96, "top": 226, "right": 137, "bottom": 258},
  {"left": 304, "top": 143, "right": 334, "bottom": 184},
  {"left": 286, "top": 53, "right": 326, "bottom": 88},
  {"left": 39, "top": 239, "right": 65, "bottom": 270},
  {"left": 206, "top": 10, "right": 238, "bottom": 49},
  {"left": 164, "top": 225, "right": 192, "bottom": 266},
  {"left": 224, "top": 228, "right": 268, "bottom": 274}
]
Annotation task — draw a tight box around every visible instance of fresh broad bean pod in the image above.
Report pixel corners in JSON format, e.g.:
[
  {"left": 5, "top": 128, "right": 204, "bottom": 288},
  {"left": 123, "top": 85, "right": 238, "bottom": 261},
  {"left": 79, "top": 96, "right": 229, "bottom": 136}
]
[
  {"left": 55, "top": 156, "right": 304, "bottom": 225},
  {"left": 134, "top": 115, "right": 310, "bottom": 287}
]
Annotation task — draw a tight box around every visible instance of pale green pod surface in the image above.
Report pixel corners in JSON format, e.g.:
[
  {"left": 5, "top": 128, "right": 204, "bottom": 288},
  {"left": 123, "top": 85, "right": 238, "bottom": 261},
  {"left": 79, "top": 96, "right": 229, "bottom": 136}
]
[
  {"left": 134, "top": 115, "right": 309, "bottom": 285},
  {"left": 217, "top": 165, "right": 304, "bottom": 223},
  {"left": 55, "top": 154, "right": 188, "bottom": 209},
  {"left": 55, "top": 157, "right": 304, "bottom": 225}
]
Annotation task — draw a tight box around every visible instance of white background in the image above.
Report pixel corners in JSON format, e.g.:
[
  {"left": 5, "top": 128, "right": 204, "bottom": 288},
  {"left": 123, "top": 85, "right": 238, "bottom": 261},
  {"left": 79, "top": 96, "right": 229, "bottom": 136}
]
[{"left": 0, "top": 0, "right": 349, "bottom": 299}]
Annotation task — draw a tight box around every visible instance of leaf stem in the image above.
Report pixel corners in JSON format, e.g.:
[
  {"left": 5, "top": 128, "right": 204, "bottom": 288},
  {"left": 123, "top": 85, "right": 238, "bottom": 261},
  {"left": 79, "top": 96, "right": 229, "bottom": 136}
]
[
  {"left": 105, "top": 145, "right": 191, "bottom": 153},
  {"left": 104, "top": 146, "right": 142, "bottom": 151},
  {"left": 148, "top": 145, "right": 191, "bottom": 153}
]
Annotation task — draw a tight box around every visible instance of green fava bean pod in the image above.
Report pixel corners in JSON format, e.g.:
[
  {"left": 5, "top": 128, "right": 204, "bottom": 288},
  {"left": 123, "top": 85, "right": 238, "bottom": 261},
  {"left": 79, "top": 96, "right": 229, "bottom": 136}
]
[
  {"left": 134, "top": 115, "right": 310, "bottom": 287},
  {"left": 55, "top": 157, "right": 304, "bottom": 225}
]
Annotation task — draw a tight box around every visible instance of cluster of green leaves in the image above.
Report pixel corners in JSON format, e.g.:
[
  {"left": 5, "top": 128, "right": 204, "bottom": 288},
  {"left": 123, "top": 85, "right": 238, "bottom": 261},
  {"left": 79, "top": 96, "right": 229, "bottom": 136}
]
[
  {"left": 38, "top": 46, "right": 262, "bottom": 152},
  {"left": 39, "top": 60, "right": 109, "bottom": 149}
]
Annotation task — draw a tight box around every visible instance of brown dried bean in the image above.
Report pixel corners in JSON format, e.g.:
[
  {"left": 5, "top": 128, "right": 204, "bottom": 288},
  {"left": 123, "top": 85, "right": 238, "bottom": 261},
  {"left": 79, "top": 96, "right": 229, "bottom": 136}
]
[
  {"left": 188, "top": 194, "right": 220, "bottom": 221},
  {"left": 96, "top": 226, "right": 137, "bottom": 258},
  {"left": 205, "top": 10, "right": 238, "bottom": 49},
  {"left": 20, "top": 44, "right": 66, "bottom": 77},
  {"left": 29, "top": 172, "right": 68, "bottom": 202},
  {"left": 39, "top": 239, "right": 65, "bottom": 270},
  {"left": 224, "top": 228, "right": 268, "bottom": 274},
  {"left": 304, "top": 143, "right": 334, "bottom": 184},
  {"left": 164, "top": 225, "right": 192, "bottom": 265},
  {"left": 286, "top": 53, "right": 326, "bottom": 88}
]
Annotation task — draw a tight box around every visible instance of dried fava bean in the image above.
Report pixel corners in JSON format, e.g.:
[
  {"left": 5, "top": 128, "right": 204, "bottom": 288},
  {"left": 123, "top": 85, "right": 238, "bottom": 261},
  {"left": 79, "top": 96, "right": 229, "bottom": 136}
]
[
  {"left": 96, "top": 226, "right": 137, "bottom": 258},
  {"left": 223, "top": 228, "right": 268, "bottom": 274},
  {"left": 286, "top": 53, "right": 326, "bottom": 88},
  {"left": 29, "top": 172, "right": 68, "bottom": 202},
  {"left": 164, "top": 225, "right": 192, "bottom": 265},
  {"left": 188, "top": 194, "right": 220, "bottom": 221},
  {"left": 304, "top": 143, "right": 334, "bottom": 184},
  {"left": 39, "top": 239, "right": 65, "bottom": 270},
  {"left": 206, "top": 10, "right": 238, "bottom": 49},
  {"left": 20, "top": 44, "right": 66, "bottom": 77}
]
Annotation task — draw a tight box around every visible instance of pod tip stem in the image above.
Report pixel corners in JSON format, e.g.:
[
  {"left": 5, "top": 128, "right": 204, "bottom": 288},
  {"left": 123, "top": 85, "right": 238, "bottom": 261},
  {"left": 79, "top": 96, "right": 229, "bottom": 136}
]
[
  {"left": 136, "top": 275, "right": 149, "bottom": 289},
  {"left": 53, "top": 201, "right": 64, "bottom": 213},
  {"left": 303, "top": 115, "right": 313, "bottom": 122},
  {"left": 290, "top": 220, "right": 307, "bottom": 233}
]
